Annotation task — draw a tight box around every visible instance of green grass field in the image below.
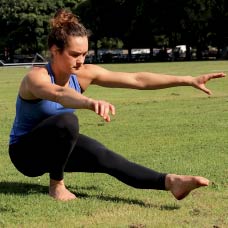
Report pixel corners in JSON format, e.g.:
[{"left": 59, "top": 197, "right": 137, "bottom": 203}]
[{"left": 0, "top": 61, "right": 227, "bottom": 227}]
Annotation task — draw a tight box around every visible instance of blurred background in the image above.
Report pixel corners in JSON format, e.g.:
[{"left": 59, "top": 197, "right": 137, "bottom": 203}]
[{"left": 0, "top": 0, "right": 228, "bottom": 64}]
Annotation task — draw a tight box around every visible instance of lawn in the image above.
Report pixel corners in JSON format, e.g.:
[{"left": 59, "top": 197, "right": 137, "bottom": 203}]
[{"left": 0, "top": 61, "right": 227, "bottom": 227}]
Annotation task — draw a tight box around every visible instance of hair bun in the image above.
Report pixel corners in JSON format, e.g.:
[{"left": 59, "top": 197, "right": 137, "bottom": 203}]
[{"left": 50, "top": 9, "right": 79, "bottom": 28}]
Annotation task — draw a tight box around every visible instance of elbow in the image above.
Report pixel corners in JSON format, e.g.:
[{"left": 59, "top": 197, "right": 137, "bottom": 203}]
[
  {"left": 134, "top": 74, "right": 148, "bottom": 90},
  {"left": 53, "top": 87, "right": 64, "bottom": 104},
  {"left": 135, "top": 80, "right": 147, "bottom": 90}
]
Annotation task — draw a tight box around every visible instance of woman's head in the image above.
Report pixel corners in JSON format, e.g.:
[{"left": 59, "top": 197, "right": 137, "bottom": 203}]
[{"left": 48, "top": 9, "right": 89, "bottom": 52}]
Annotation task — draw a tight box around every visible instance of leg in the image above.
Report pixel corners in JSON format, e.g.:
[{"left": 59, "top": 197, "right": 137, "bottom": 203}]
[
  {"left": 65, "top": 134, "right": 167, "bottom": 190},
  {"left": 9, "top": 113, "right": 79, "bottom": 200},
  {"left": 65, "top": 134, "right": 209, "bottom": 200}
]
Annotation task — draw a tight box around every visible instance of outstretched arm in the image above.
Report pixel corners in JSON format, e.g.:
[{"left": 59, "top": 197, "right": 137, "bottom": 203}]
[
  {"left": 134, "top": 72, "right": 225, "bottom": 95},
  {"left": 83, "top": 64, "right": 225, "bottom": 95}
]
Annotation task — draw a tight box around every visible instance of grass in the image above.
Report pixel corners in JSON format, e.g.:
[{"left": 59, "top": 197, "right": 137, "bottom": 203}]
[{"left": 0, "top": 61, "right": 228, "bottom": 227}]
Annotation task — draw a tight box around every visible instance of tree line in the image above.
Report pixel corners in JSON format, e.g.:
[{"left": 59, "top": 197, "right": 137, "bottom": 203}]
[{"left": 0, "top": 0, "right": 228, "bottom": 62}]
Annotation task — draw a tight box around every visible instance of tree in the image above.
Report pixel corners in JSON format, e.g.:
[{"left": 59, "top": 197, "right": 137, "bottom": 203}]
[
  {"left": 208, "top": 0, "right": 228, "bottom": 58},
  {"left": 1, "top": 0, "right": 228, "bottom": 62},
  {"left": 0, "top": 0, "right": 82, "bottom": 60},
  {"left": 76, "top": 0, "right": 135, "bottom": 60}
]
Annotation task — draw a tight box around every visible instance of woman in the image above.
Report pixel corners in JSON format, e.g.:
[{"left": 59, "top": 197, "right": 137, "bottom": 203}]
[{"left": 9, "top": 9, "right": 225, "bottom": 201}]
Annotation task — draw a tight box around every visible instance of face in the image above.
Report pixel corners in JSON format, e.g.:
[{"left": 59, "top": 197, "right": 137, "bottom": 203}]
[{"left": 53, "top": 36, "right": 89, "bottom": 74}]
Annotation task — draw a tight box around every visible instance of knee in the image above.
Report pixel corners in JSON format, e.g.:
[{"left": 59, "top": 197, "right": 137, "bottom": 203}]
[{"left": 56, "top": 113, "right": 79, "bottom": 140}]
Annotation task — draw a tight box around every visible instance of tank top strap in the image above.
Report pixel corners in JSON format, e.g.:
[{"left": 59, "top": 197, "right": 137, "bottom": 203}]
[
  {"left": 45, "top": 62, "right": 55, "bottom": 83},
  {"left": 70, "top": 74, "right": 81, "bottom": 93},
  {"left": 45, "top": 62, "right": 81, "bottom": 92}
]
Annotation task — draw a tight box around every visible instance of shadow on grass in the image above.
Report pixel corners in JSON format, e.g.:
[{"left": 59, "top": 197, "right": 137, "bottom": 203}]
[
  {"left": 0, "top": 181, "right": 180, "bottom": 210},
  {"left": 0, "top": 181, "right": 48, "bottom": 195},
  {"left": 75, "top": 191, "right": 181, "bottom": 210}
]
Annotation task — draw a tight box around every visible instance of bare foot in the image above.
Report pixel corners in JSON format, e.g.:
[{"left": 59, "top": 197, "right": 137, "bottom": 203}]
[
  {"left": 49, "top": 179, "right": 76, "bottom": 201},
  {"left": 165, "top": 174, "right": 209, "bottom": 200}
]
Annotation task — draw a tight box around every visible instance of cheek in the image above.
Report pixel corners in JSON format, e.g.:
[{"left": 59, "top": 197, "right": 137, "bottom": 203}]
[{"left": 63, "top": 55, "right": 75, "bottom": 66}]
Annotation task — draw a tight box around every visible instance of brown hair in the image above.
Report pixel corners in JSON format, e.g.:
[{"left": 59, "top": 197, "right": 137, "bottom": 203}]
[{"left": 48, "top": 9, "right": 88, "bottom": 52}]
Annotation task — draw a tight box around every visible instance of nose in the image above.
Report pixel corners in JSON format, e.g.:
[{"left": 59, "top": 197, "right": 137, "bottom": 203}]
[{"left": 76, "top": 55, "right": 85, "bottom": 65}]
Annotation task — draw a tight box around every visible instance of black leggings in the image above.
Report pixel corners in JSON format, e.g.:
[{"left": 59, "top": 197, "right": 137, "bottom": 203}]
[{"left": 9, "top": 113, "right": 166, "bottom": 190}]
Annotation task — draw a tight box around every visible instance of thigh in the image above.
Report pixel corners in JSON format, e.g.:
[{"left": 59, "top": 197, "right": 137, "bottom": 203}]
[
  {"left": 9, "top": 113, "right": 79, "bottom": 176},
  {"left": 64, "top": 134, "right": 109, "bottom": 172},
  {"left": 16, "top": 113, "right": 78, "bottom": 156}
]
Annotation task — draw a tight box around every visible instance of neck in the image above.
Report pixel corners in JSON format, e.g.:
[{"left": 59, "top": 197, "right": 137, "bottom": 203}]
[{"left": 50, "top": 62, "right": 70, "bottom": 86}]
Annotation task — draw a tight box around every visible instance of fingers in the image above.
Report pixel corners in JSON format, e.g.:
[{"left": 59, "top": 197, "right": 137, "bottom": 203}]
[
  {"left": 194, "top": 72, "right": 225, "bottom": 95},
  {"left": 94, "top": 100, "right": 115, "bottom": 122},
  {"left": 205, "top": 72, "right": 226, "bottom": 80},
  {"left": 200, "top": 85, "right": 211, "bottom": 95},
  {"left": 109, "top": 103, "right": 116, "bottom": 115},
  {"left": 212, "top": 72, "right": 226, "bottom": 78}
]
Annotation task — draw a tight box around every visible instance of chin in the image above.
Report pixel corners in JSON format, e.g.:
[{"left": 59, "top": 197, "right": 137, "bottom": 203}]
[{"left": 72, "top": 65, "right": 81, "bottom": 70}]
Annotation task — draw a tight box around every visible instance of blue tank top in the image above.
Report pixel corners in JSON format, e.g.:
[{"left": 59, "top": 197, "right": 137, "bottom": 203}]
[{"left": 9, "top": 63, "right": 81, "bottom": 144}]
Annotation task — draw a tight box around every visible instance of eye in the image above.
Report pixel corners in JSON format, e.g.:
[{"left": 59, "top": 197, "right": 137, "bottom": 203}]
[
  {"left": 72, "top": 53, "right": 80, "bottom": 58},
  {"left": 69, "top": 51, "right": 87, "bottom": 58}
]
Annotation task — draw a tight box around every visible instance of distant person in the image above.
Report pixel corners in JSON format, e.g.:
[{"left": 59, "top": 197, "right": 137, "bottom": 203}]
[{"left": 8, "top": 9, "right": 225, "bottom": 201}]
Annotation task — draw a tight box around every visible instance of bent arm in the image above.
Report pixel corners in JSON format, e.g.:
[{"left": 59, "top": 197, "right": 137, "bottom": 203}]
[
  {"left": 21, "top": 68, "right": 115, "bottom": 122},
  {"left": 24, "top": 71, "right": 92, "bottom": 109}
]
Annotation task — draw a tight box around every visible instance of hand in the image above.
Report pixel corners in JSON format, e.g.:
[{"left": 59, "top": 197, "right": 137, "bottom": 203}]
[
  {"left": 89, "top": 99, "right": 116, "bottom": 122},
  {"left": 192, "top": 72, "right": 225, "bottom": 95}
]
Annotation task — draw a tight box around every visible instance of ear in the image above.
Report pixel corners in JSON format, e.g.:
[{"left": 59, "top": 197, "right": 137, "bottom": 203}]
[{"left": 50, "top": 45, "right": 59, "bottom": 56}]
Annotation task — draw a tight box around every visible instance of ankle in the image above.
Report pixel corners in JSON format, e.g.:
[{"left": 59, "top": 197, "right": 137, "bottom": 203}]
[
  {"left": 165, "top": 174, "right": 176, "bottom": 191},
  {"left": 50, "top": 179, "right": 65, "bottom": 187}
]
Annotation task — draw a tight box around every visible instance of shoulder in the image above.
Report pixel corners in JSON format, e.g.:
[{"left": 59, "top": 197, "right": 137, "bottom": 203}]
[
  {"left": 26, "top": 66, "right": 50, "bottom": 82},
  {"left": 85, "top": 63, "right": 110, "bottom": 72},
  {"left": 25, "top": 65, "right": 46, "bottom": 73},
  {"left": 74, "top": 64, "right": 111, "bottom": 90},
  {"left": 21, "top": 66, "right": 50, "bottom": 95},
  {"left": 27, "top": 66, "right": 48, "bottom": 76},
  {"left": 19, "top": 66, "right": 52, "bottom": 100},
  {"left": 77, "top": 64, "right": 110, "bottom": 79}
]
